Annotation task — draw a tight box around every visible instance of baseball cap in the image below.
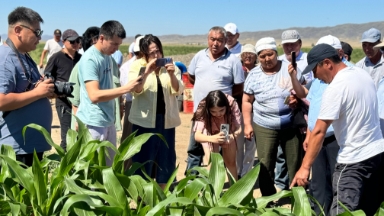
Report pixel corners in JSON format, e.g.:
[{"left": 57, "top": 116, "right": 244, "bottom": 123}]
[
  {"left": 241, "top": 44, "right": 257, "bottom": 55},
  {"left": 54, "top": 29, "right": 61, "bottom": 35},
  {"left": 302, "top": 44, "right": 339, "bottom": 75},
  {"left": 281, "top": 30, "right": 301, "bottom": 44},
  {"left": 133, "top": 35, "right": 144, "bottom": 52},
  {"left": 341, "top": 41, "right": 353, "bottom": 56},
  {"left": 224, "top": 23, "right": 238, "bottom": 35},
  {"left": 361, "top": 28, "right": 381, "bottom": 43},
  {"left": 255, "top": 37, "right": 277, "bottom": 54},
  {"left": 316, "top": 35, "right": 342, "bottom": 49},
  {"left": 62, "top": 29, "right": 81, "bottom": 41}
]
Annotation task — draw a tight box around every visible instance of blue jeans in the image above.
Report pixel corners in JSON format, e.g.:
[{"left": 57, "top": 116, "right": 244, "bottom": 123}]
[
  {"left": 185, "top": 121, "right": 204, "bottom": 175},
  {"left": 132, "top": 114, "right": 176, "bottom": 184},
  {"left": 274, "top": 145, "right": 289, "bottom": 190}
]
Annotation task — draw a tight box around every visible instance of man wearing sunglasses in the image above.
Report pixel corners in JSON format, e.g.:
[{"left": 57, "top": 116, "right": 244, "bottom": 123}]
[
  {"left": 0, "top": 7, "right": 55, "bottom": 166},
  {"left": 44, "top": 29, "right": 82, "bottom": 151},
  {"left": 38, "top": 29, "right": 63, "bottom": 70}
]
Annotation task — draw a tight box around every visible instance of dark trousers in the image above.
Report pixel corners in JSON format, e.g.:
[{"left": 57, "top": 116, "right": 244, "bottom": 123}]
[
  {"left": 16, "top": 152, "right": 44, "bottom": 167},
  {"left": 185, "top": 121, "right": 204, "bottom": 175},
  {"left": 121, "top": 101, "right": 133, "bottom": 170},
  {"left": 56, "top": 100, "right": 72, "bottom": 151},
  {"left": 330, "top": 152, "right": 384, "bottom": 216},
  {"left": 253, "top": 123, "right": 302, "bottom": 196},
  {"left": 310, "top": 135, "right": 339, "bottom": 216}
]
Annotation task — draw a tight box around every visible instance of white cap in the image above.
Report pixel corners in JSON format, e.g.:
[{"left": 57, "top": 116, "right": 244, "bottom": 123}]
[
  {"left": 241, "top": 44, "right": 257, "bottom": 55},
  {"left": 224, "top": 23, "right": 238, "bottom": 35},
  {"left": 316, "top": 35, "right": 342, "bottom": 49},
  {"left": 281, "top": 30, "right": 301, "bottom": 44},
  {"left": 255, "top": 37, "right": 277, "bottom": 54},
  {"left": 133, "top": 35, "right": 144, "bottom": 52}
]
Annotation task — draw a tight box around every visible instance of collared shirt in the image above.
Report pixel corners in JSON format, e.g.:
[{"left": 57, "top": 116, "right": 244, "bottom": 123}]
[
  {"left": 128, "top": 58, "right": 184, "bottom": 129},
  {"left": 377, "top": 77, "right": 384, "bottom": 137},
  {"left": 355, "top": 55, "right": 384, "bottom": 87},
  {"left": 279, "top": 51, "right": 313, "bottom": 83},
  {"left": 226, "top": 42, "right": 242, "bottom": 57},
  {"left": 189, "top": 48, "right": 244, "bottom": 111},
  {"left": 0, "top": 45, "right": 51, "bottom": 154},
  {"left": 119, "top": 56, "right": 136, "bottom": 101},
  {"left": 111, "top": 50, "right": 123, "bottom": 66}
]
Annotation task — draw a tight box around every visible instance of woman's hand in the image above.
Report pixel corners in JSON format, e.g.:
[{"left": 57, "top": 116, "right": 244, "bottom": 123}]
[
  {"left": 288, "top": 94, "right": 298, "bottom": 109},
  {"left": 145, "top": 58, "right": 157, "bottom": 74},
  {"left": 210, "top": 132, "right": 226, "bottom": 144},
  {"left": 165, "top": 58, "right": 175, "bottom": 75},
  {"left": 244, "top": 124, "right": 254, "bottom": 140},
  {"left": 288, "top": 63, "right": 297, "bottom": 78}
]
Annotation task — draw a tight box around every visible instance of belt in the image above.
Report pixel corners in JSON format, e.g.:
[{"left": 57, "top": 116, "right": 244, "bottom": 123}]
[{"left": 324, "top": 134, "right": 336, "bottom": 145}]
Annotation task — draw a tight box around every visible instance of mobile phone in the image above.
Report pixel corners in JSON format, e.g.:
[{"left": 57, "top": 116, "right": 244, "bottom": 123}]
[
  {"left": 291, "top": 51, "right": 296, "bottom": 70},
  {"left": 156, "top": 58, "right": 172, "bottom": 67},
  {"left": 284, "top": 95, "right": 290, "bottom": 105},
  {"left": 139, "top": 66, "right": 146, "bottom": 76},
  {"left": 220, "top": 124, "right": 230, "bottom": 141}
]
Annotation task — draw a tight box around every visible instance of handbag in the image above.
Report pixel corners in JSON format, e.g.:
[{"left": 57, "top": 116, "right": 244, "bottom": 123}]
[{"left": 290, "top": 100, "right": 308, "bottom": 128}]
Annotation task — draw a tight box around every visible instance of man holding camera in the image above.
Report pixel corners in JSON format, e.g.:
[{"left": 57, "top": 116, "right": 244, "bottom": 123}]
[
  {"left": 44, "top": 29, "right": 82, "bottom": 151},
  {"left": 0, "top": 7, "right": 55, "bottom": 165}
]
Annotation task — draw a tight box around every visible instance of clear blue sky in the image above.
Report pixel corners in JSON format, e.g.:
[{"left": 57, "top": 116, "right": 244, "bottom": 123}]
[{"left": 1, "top": 0, "right": 383, "bottom": 37}]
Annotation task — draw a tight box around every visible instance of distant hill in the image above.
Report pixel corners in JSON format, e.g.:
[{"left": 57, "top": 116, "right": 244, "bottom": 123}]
[{"left": 2, "top": 21, "right": 384, "bottom": 47}]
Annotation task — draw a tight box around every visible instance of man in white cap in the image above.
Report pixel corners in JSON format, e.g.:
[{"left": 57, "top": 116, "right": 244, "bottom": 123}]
[
  {"left": 39, "top": 29, "right": 63, "bottom": 69},
  {"left": 224, "top": 23, "right": 242, "bottom": 57},
  {"left": 291, "top": 43, "right": 384, "bottom": 216},
  {"left": 316, "top": 35, "right": 354, "bottom": 67},
  {"left": 355, "top": 28, "right": 384, "bottom": 87},
  {"left": 275, "top": 29, "right": 310, "bottom": 193},
  {"left": 120, "top": 35, "right": 144, "bottom": 144}
]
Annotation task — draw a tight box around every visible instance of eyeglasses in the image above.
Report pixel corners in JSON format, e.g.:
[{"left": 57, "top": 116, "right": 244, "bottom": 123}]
[
  {"left": 20, "top": 25, "right": 43, "bottom": 37},
  {"left": 68, "top": 38, "right": 81, "bottom": 44}
]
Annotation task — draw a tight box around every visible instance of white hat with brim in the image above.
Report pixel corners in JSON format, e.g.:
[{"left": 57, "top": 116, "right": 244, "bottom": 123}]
[{"left": 241, "top": 44, "right": 257, "bottom": 55}]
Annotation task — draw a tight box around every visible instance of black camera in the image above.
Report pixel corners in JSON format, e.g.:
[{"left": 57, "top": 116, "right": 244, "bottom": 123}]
[{"left": 44, "top": 72, "right": 75, "bottom": 98}]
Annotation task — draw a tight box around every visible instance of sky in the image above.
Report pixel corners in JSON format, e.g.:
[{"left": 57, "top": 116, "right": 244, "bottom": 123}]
[{"left": 0, "top": 0, "right": 383, "bottom": 38}]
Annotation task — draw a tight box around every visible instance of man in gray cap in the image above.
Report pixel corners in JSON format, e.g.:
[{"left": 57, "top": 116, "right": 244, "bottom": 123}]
[
  {"left": 355, "top": 28, "right": 384, "bottom": 87},
  {"left": 44, "top": 29, "right": 82, "bottom": 151},
  {"left": 291, "top": 43, "right": 384, "bottom": 216}
]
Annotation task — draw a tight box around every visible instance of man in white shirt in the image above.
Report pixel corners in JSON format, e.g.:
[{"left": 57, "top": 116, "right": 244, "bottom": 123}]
[
  {"left": 291, "top": 43, "right": 384, "bottom": 215},
  {"left": 355, "top": 28, "right": 384, "bottom": 87},
  {"left": 39, "top": 29, "right": 63, "bottom": 69},
  {"left": 224, "top": 23, "right": 241, "bottom": 57}
]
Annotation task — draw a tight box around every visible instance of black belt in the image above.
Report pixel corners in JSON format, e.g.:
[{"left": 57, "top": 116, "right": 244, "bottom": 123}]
[{"left": 324, "top": 134, "right": 336, "bottom": 145}]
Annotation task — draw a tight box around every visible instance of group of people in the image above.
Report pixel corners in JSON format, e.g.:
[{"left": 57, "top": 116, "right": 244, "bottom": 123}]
[{"left": 1, "top": 6, "right": 384, "bottom": 216}]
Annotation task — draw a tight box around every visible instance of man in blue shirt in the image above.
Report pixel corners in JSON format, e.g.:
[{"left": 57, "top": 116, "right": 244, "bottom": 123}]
[{"left": 0, "top": 7, "right": 55, "bottom": 166}]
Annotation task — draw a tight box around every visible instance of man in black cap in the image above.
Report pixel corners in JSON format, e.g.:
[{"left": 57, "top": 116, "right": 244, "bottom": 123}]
[
  {"left": 290, "top": 43, "right": 384, "bottom": 215},
  {"left": 38, "top": 29, "right": 63, "bottom": 70},
  {"left": 44, "top": 29, "right": 82, "bottom": 151}
]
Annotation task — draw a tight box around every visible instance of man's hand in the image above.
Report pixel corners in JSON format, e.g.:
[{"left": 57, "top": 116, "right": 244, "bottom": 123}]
[
  {"left": 34, "top": 79, "right": 55, "bottom": 98},
  {"left": 124, "top": 76, "right": 142, "bottom": 93},
  {"left": 39, "top": 63, "right": 44, "bottom": 69},
  {"left": 290, "top": 166, "right": 310, "bottom": 188},
  {"left": 244, "top": 124, "right": 254, "bottom": 140},
  {"left": 303, "top": 136, "right": 309, "bottom": 151},
  {"left": 288, "top": 63, "right": 297, "bottom": 78}
]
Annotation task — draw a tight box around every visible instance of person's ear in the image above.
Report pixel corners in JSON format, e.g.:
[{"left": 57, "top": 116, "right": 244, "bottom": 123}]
[{"left": 14, "top": 25, "right": 23, "bottom": 35}]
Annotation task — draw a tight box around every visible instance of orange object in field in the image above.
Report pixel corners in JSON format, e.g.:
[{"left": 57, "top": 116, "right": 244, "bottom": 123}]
[{"left": 182, "top": 74, "right": 194, "bottom": 113}]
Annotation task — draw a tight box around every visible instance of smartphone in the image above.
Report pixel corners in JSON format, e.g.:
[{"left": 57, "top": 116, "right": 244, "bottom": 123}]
[
  {"left": 220, "top": 124, "right": 230, "bottom": 141},
  {"left": 156, "top": 58, "right": 172, "bottom": 67},
  {"left": 284, "top": 95, "right": 290, "bottom": 105},
  {"left": 291, "top": 51, "right": 297, "bottom": 70},
  {"left": 139, "top": 66, "right": 146, "bottom": 76}
]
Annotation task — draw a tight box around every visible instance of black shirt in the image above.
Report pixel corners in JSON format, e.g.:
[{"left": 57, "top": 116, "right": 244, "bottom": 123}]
[
  {"left": 44, "top": 50, "right": 81, "bottom": 104},
  {"left": 156, "top": 75, "right": 166, "bottom": 114}
]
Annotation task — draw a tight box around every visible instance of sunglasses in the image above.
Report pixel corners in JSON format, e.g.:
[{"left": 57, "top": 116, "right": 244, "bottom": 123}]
[
  {"left": 68, "top": 38, "right": 81, "bottom": 44},
  {"left": 20, "top": 25, "right": 43, "bottom": 37}
]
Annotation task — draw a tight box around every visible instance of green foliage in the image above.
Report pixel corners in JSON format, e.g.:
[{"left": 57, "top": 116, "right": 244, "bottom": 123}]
[{"left": 0, "top": 119, "right": 382, "bottom": 215}]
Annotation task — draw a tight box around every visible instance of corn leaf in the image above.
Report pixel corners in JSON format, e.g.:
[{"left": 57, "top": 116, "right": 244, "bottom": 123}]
[
  {"left": 32, "top": 151, "right": 47, "bottom": 207},
  {"left": 205, "top": 207, "right": 243, "bottom": 216},
  {"left": 208, "top": 153, "right": 226, "bottom": 199},
  {"left": 102, "top": 168, "right": 127, "bottom": 207},
  {"left": 146, "top": 194, "right": 193, "bottom": 216},
  {"left": 292, "top": 187, "right": 312, "bottom": 215}
]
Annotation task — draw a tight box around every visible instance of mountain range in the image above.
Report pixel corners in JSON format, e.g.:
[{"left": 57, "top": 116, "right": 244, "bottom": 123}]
[{"left": 1, "top": 21, "right": 383, "bottom": 47}]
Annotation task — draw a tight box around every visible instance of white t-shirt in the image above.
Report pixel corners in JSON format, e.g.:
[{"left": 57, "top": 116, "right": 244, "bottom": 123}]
[
  {"left": 318, "top": 66, "right": 384, "bottom": 164},
  {"left": 226, "top": 42, "right": 242, "bottom": 57},
  {"left": 119, "top": 56, "right": 136, "bottom": 101},
  {"left": 43, "top": 39, "right": 63, "bottom": 62}
]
